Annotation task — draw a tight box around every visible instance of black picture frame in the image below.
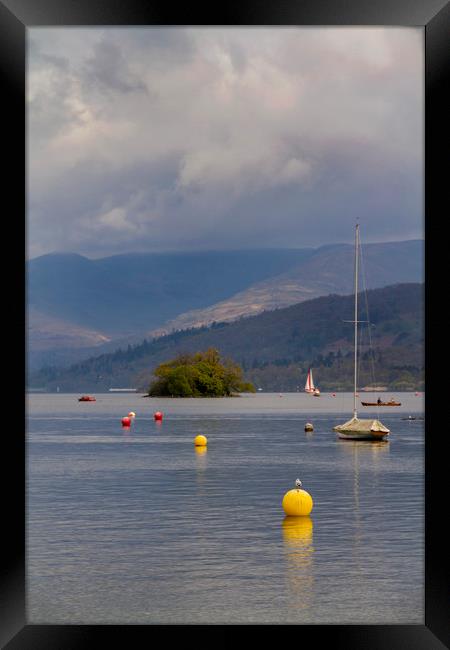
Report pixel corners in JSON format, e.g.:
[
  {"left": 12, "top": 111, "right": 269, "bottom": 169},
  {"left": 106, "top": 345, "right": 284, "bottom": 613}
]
[{"left": 2, "top": 0, "right": 448, "bottom": 647}]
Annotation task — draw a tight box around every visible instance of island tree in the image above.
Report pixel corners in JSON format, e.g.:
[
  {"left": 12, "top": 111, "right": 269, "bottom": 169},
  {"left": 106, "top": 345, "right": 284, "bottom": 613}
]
[{"left": 147, "top": 348, "right": 255, "bottom": 397}]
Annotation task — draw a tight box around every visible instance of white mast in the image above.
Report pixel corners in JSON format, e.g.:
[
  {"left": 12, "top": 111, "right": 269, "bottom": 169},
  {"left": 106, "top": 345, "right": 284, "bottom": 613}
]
[
  {"left": 333, "top": 222, "right": 390, "bottom": 439},
  {"left": 353, "top": 223, "right": 359, "bottom": 419}
]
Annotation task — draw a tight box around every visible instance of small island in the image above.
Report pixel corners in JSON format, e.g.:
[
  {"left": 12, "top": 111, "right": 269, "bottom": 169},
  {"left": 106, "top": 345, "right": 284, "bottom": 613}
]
[{"left": 146, "top": 348, "right": 255, "bottom": 397}]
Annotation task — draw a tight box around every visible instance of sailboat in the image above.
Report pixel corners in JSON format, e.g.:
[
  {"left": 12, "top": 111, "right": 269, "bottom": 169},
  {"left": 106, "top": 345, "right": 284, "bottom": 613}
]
[
  {"left": 333, "top": 224, "right": 390, "bottom": 441},
  {"left": 305, "top": 368, "right": 320, "bottom": 396}
]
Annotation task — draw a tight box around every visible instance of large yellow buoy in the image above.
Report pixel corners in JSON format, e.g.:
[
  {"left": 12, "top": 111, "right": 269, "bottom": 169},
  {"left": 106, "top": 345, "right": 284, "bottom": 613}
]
[
  {"left": 282, "top": 481, "right": 313, "bottom": 516},
  {"left": 194, "top": 434, "right": 207, "bottom": 447}
]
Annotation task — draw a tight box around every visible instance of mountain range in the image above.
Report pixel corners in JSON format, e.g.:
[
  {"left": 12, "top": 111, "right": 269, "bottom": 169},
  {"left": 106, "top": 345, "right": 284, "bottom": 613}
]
[
  {"left": 28, "top": 282, "right": 424, "bottom": 393},
  {"left": 27, "top": 240, "right": 423, "bottom": 371}
]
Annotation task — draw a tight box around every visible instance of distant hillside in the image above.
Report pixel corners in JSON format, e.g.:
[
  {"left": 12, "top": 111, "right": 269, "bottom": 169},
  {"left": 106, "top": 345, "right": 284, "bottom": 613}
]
[
  {"left": 28, "top": 283, "right": 424, "bottom": 393},
  {"left": 27, "top": 248, "right": 313, "bottom": 336},
  {"left": 28, "top": 307, "right": 112, "bottom": 350},
  {"left": 27, "top": 248, "right": 313, "bottom": 369},
  {"left": 27, "top": 240, "right": 423, "bottom": 370},
  {"left": 148, "top": 239, "right": 424, "bottom": 337}
]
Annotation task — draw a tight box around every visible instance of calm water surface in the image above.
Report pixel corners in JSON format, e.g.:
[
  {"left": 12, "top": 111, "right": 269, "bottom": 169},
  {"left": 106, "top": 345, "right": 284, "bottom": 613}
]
[{"left": 26, "top": 392, "right": 425, "bottom": 624}]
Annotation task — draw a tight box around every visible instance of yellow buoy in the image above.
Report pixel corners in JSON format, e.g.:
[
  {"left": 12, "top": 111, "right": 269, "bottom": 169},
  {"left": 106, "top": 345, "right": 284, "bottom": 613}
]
[
  {"left": 194, "top": 434, "right": 207, "bottom": 447},
  {"left": 282, "top": 488, "right": 313, "bottom": 516}
]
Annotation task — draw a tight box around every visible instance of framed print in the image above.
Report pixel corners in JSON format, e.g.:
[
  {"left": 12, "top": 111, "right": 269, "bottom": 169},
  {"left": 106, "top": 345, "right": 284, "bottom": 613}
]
[{"left": 1, "top": 0, "right": 448, "bottom": 647}]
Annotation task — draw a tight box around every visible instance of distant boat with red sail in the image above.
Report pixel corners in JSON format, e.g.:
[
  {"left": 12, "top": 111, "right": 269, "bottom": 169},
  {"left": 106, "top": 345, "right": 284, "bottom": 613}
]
[{"left": 304, "top": 368, "right": 320, "bottom": 396}]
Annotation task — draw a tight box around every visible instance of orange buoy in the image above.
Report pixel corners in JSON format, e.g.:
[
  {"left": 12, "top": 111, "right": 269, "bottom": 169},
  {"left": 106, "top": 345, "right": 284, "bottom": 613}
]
[
  {"left": 121, "top": 416, "right": 131, "bottom": 427},
  {"left": 154, "top": 411, "right": 163, "bottom": 421}
]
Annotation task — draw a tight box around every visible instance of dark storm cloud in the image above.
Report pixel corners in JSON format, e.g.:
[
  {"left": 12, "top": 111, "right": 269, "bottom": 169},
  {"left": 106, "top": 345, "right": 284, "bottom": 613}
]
[
  {"left": 83, "top": 39, "right": 148, "bottom": 95},
  {"left": 27, "top": 27, "right": 423, "bottom": 258}
]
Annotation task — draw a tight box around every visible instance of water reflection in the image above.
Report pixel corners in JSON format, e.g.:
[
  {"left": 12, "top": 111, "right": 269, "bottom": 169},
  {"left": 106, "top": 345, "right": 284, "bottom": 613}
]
[
  {"left": 337, "top": 440, "right": 390, "bottom": 452},
  {"left": 337, "top": 440, "right": 390, "bottom": 507},
  {"left": 281, "top": 516, "right": 314, "bottom": 613},
  {"left": 121, "top": 426, "right": 132, "bottom": 441},
  {"left": 336, "top": 440, "right": 389, "bottom": 574},
  {"left": 195, "top": 444, "right": 208, "bottom": 490}
]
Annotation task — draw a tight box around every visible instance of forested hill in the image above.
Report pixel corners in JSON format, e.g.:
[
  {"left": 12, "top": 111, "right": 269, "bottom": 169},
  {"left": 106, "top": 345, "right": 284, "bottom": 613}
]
[
  {"left": 29, "top": 283, "right": 424, "bottom": 393},
  {"left": 28, "top": 239, "right": 423, "bottom": 371}
]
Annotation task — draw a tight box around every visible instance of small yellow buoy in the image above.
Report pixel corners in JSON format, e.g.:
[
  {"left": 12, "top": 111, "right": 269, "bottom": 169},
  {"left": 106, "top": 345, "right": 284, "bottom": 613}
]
[
  {"left": 194, "top": 434, "right": 207, "bottom": 447},
  {"left": 304, "top": 422, "right": 313, "bottom": 432},
  {"left": 282, "top": 483, "right": 313, "bottom": 516}
]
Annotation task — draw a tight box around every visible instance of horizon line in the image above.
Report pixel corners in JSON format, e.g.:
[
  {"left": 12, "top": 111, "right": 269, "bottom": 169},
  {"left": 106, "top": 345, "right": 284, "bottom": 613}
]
[{"left": 27, "top": 237, "right": 424, "bottom": 262}]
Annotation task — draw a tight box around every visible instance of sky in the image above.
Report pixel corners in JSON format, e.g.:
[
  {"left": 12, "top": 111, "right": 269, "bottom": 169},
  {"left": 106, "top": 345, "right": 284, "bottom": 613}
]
[{"left": 27, "top": 27, "right": 424, "bottom": 259}]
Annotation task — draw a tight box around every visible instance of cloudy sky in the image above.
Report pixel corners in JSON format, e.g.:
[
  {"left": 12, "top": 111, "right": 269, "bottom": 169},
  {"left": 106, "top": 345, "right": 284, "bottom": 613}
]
[{"left": 27, "top": 27, "right": 423, "bottom": 259}]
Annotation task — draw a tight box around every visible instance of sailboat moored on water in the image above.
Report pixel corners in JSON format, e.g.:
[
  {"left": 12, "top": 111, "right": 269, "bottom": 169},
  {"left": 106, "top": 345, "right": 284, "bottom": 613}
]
[{"left": 333, "top": 224, "right": 390, "bottom": 441}]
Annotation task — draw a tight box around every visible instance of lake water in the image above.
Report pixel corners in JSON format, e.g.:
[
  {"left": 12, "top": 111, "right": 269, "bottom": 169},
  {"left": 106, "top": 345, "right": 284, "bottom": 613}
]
[{"left": 26, "top": 392, "right": 425, "bottom": 624}]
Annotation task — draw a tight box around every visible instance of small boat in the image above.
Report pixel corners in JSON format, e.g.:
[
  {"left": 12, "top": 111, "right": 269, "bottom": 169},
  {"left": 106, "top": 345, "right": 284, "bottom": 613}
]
[
  {"left": 78, "top": 395, "right": 96, "bottom": 402},
  {"left": 305, "top": 368, "right": 320, "bottom": 396},
  {"left": 361, "top": 399, "right": 401, "bottom": 406},
  {"left": 333, "top": 224, "right": 390, "bottom": 441}
]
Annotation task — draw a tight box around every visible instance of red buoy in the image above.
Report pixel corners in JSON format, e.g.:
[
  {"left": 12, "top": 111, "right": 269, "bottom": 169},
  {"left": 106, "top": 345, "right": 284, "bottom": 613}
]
[
  {"left": 332, "top": 393, "right": 336, "bottom": 397},
  {"left": 121, "top": 416, "right": 131, "bottom": 427},
  {"left": 154, "top": 411, "right": 163, "bottom": 421}
]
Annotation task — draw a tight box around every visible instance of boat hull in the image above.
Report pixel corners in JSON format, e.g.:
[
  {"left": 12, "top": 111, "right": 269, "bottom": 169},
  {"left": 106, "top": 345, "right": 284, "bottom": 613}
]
[
  {"left": 335, "top": 430, "right": 389, "bottom": 441},
  {"left": 361, "top": 401, "right": 401, "bottom": 406}
]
